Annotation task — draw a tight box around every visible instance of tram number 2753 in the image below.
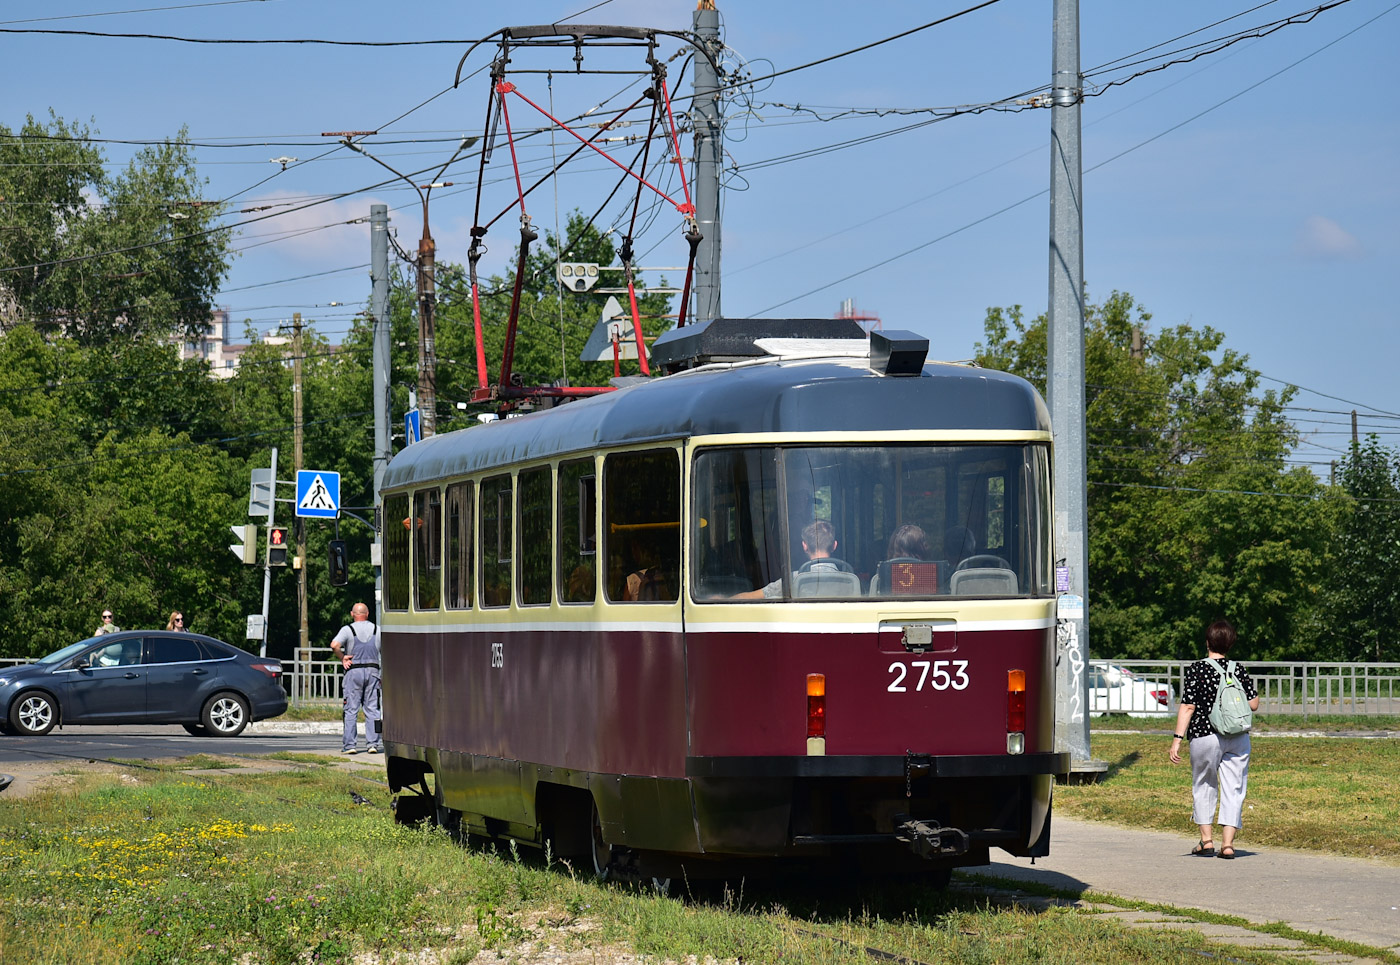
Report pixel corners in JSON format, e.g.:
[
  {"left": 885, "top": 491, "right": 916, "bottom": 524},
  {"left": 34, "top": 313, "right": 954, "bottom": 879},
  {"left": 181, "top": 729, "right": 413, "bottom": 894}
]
[{"left": 887, "top": 659, "right": 970, "bottom": 693}]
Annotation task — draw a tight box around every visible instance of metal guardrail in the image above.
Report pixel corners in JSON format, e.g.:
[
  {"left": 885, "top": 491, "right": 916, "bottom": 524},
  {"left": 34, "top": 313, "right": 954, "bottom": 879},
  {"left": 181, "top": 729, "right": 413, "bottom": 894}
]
[{"left": 1100, "top": 660, "right": 1400, "bottom": 719}]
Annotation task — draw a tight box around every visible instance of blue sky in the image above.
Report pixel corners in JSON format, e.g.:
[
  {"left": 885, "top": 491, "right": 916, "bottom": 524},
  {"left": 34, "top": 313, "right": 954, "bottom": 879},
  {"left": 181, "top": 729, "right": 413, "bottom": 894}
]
[{"left": 4, "top": 0, "right": 1397, "bottom": 470}]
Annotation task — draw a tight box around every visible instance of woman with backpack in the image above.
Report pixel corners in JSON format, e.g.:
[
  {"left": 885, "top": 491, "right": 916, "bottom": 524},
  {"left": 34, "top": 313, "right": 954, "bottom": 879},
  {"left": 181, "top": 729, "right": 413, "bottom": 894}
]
[{"left": 1168, "top": 619, "right": 1261, "bottom": 859}]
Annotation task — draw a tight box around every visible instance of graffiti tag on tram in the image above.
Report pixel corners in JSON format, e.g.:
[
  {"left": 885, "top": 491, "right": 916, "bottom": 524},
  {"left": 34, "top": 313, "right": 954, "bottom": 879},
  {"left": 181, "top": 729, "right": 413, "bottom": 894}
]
[{"left": 887, "top": 660, "right": 970, "bottom": 693}]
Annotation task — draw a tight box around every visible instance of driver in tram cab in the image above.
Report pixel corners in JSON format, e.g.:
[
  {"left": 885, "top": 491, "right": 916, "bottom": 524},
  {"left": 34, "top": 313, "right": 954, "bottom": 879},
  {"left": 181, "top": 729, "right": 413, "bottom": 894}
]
[{"left": 731, "top": 520, "right": 841, "bottom": 600}]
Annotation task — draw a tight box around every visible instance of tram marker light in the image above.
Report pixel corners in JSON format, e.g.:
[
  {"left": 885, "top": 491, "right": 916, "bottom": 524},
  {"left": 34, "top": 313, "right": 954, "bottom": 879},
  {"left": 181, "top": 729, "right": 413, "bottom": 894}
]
[
  {"left": 1007, "top": 669, "right": 1026, "bottom": 751},
  {"left": 806, "top": 673, "right": 826, "bottom": 740}
]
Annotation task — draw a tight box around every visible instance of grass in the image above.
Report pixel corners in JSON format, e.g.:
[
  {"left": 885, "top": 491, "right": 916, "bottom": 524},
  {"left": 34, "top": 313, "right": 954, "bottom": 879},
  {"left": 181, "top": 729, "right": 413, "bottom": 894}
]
[
  {"left": 1062, "top": 732, "right": 1400, "bottom": 860},
  {"left": 0, "top": 762, "right": 1325, "bottom": 965}
]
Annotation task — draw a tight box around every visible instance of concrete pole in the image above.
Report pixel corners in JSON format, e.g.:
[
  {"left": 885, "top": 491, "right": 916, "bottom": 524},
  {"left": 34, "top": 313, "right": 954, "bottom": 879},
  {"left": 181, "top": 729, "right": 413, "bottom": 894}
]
[
  {"left": 370, "top": 204, "right": 389, "bottom": 620},
  {"left": 692, "top": 0, "right": 723, "bottom": 324},
  {"left": 1048, "top": 0, "right": 1092, "bottom": 768}
]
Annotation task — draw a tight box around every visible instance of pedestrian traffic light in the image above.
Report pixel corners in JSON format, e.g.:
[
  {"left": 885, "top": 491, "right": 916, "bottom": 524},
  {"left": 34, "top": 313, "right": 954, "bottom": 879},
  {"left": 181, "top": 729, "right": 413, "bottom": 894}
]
[
  {"left": 229, "top": 524, "right": 257, "bottom": 565},
  {"left": 328, "top": 539, "right": 349, "bottom": 586},
  {"left": 267, "top": 526, "right": 289, "bottom": 567}
]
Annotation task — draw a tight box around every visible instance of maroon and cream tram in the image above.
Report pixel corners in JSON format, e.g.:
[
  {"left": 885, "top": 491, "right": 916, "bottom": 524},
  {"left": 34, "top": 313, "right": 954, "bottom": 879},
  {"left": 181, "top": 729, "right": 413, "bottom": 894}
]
[{"left": 382, "top": 320, "right": 1067, "bottom": 881}]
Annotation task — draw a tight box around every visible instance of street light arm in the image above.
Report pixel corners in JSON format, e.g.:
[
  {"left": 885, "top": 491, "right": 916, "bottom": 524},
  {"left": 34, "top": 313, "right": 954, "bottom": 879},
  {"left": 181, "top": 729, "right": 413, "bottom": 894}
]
[{"left": 341, "top": 138, "right": 427, "bottom": 221}]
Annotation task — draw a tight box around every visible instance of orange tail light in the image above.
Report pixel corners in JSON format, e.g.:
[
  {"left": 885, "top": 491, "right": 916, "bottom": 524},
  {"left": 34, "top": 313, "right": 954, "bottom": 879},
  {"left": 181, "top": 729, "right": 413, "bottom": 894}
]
[{"left": 806, "top": 673, "right": 826, "bottom": 738}]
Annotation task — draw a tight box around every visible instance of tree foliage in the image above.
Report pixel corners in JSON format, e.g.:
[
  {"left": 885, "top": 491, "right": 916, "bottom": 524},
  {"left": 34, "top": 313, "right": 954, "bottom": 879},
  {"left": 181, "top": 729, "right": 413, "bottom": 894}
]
[
  {"left": 1320, "top": 437, "right": 1400, "bottom": 662},
  {"left": 0, "top": 112, "right": 231, "bottom": 343},
  {"left": 977, "top": 291, "right": 1336, "bottom": 661}
]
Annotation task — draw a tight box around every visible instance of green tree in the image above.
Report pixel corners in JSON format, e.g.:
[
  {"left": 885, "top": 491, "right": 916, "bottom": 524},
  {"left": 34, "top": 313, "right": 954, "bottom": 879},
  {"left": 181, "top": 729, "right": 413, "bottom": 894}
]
[
  {"left": 976, "top": 291, "right": 1332, "bottom": 661},
  {"left": 0, "top": 112, "right": 231, "bottom": 344},
  {"left": 1321, "top": 437, "right": 1400, "bottom": 662}
]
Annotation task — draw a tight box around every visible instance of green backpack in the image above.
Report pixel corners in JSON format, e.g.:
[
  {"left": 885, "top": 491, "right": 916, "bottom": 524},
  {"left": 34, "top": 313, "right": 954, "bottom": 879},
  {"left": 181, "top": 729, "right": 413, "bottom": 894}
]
[{"left": 1207, "top": 659, "right": 1253, "bottom": 736}]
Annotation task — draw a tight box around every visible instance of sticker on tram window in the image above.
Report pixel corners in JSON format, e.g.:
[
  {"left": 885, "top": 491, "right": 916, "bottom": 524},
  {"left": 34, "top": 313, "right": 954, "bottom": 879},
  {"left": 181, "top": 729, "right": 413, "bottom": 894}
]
[{"left": 887, "top": 659, "right": 969, "bottom": 693}]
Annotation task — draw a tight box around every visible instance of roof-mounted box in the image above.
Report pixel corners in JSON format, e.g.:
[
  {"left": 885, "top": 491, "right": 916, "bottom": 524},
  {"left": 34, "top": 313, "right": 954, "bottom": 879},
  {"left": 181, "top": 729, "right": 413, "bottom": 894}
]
[{"left": 869, "top": 329, "right": 929, "bottom": 377}]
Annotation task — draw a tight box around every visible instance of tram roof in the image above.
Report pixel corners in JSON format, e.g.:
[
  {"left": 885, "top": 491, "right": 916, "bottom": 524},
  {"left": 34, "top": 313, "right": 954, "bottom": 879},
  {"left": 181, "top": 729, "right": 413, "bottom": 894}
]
[{"left": 382, "top": 356, "right": 1050, "bottom": 489}]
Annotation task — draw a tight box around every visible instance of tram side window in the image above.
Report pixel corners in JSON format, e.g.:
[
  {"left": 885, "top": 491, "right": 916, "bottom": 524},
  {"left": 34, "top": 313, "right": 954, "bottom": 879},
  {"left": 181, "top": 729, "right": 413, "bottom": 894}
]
[
  {"left": 413, "top": 489, "right": 442, "bottom": 610},
  {"left": 445, "top": 481, "right": 473, "bottom": 610},
  {"left": 480, "top": 474, "right": 512, "bottom": 607},
  {"left": 604, "top": 449, "right": 680, "bottom": 603},
  {"left": 383, "top": 493, "right": 410, "bottom": 611},
  {"left": 558, "top": 459, "right": 597, "bottom": 603},
  {"left": 517, "top": 466, "right": 552, "bottom": 606},
  {"left": 691, "top": 448, "right": 783, "bottom": 600}
]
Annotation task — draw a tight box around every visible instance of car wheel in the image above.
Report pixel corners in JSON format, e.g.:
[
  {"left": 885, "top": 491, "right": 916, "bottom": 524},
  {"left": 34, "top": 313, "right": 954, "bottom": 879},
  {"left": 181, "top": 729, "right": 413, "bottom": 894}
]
[
  {"left": 182, "top": 723, "right": 208, "bottom": 736},
  {"left": 9, "top": 691, "right": 58, "bottom": 736},
  {"left": 201, "top": 693, "right": 249, "bottom": 737}
]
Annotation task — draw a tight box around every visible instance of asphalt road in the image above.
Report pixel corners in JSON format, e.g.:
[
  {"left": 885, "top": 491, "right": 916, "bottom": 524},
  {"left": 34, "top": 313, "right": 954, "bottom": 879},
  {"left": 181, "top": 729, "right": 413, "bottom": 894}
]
[{"left": 0, "top": 723, "right": 344, "bottom": 765}]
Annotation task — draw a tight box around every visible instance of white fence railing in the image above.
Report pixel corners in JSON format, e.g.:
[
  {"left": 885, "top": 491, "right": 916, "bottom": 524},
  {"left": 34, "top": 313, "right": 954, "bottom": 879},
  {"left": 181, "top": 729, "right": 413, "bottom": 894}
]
[{"left": 1097, "top": 660, "right": 1400, "bottom": 719}]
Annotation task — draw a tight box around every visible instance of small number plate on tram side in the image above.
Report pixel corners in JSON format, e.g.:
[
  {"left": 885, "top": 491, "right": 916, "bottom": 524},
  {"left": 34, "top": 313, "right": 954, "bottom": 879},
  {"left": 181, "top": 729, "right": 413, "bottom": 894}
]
[{"left": 887, "top": 659, "right": 969, "bottom": 693}]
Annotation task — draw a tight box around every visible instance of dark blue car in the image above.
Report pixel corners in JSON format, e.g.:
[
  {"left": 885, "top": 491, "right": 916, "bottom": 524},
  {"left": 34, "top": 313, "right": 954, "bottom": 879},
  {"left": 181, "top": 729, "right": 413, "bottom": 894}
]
[{"left": 0, "top": 631, "right": 287, "bottom": 737}]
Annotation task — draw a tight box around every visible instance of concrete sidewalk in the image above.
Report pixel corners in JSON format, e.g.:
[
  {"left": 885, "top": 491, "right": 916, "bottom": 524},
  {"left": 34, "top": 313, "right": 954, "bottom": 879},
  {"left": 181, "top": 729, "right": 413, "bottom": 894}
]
[{"left": 978, "top": 814, "right": 1400, "bottom": 954}]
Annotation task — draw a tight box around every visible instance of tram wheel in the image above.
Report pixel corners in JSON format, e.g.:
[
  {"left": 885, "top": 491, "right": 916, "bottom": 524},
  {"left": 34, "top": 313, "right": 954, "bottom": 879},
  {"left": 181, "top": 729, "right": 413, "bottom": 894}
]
[{"left": 590, "top": 798, "right": 616, "bottom": 880}]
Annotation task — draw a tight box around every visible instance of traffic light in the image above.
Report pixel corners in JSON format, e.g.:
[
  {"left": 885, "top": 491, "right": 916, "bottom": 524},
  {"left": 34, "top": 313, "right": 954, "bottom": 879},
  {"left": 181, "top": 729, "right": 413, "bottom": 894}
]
[
  {"left": 328, "top": 539, "right": 349, "bottom": 586},
  {"left": 229, "top": 524, "right": 257, "bottom": 565},
  {"left": 267, "top": 526, "right": 289, "bottom": 566}
]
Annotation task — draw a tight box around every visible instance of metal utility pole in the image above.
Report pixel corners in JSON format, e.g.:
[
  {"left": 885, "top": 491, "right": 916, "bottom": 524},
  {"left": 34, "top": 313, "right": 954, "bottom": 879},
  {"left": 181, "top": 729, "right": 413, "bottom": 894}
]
[
  {"left": 291, "top": 313, "right": 310, "bottom": 661},
  {"left": 1047, "top": 0, "right": 1092, "bottom": 770},
  {"left": 692, "top": 0, "right": 723, "bottom": 324},
  {"left": 260, "top": 447, "right": 278, "bottom": 658},
  {"left": 370, "top": 203, "right": 390, "bottom": 619}
]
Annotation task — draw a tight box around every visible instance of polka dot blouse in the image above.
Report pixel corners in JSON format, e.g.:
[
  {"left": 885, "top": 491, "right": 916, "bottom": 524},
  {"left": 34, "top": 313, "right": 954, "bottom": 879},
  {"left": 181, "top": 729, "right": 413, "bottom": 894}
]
[{"left": 1179, "top": 657, "right": 1257, "bottom": 739}]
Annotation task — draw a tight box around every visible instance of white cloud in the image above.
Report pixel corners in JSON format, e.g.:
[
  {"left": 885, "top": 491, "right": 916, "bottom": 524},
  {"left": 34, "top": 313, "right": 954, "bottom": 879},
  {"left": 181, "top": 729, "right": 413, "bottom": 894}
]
[
  {"left": 1294, "top": 215, "right": 1362, "bottom": 260},
  {"left": 231, "top": 191, "right": 393, "bottom": 263}
]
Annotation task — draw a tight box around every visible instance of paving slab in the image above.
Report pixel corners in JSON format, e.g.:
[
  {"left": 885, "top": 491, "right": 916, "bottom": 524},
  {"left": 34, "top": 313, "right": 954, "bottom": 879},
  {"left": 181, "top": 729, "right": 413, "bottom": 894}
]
[{"left": 976, "top": 815, "right": 1400, "bottom": 952}]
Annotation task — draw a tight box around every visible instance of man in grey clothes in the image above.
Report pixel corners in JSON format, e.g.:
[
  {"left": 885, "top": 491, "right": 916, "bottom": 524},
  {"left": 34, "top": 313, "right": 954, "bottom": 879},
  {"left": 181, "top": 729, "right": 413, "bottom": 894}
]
[{"left": 330, "top": 602, "right": 382, "bottom": 754}]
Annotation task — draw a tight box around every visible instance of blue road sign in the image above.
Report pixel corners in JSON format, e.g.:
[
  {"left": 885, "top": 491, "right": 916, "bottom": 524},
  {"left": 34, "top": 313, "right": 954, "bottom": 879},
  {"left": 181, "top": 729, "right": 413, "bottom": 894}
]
[
  {"left": 295, "top": 470, "right": 341, "bottom": 519},
  {"left": 405, "top": 408, "right": 421, "bottom": 446}
]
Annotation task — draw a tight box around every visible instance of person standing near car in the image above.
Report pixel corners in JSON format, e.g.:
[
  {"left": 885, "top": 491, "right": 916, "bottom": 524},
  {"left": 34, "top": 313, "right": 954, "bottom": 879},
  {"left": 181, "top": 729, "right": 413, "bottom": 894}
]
[
  {"left": 165, "top": 611, "right": 188, "bottom": 632},
  {"left": 95, "top": 609, "right": 120, "bottom": 635},
  {"left": 331, "top": 602, "right": 381, "bottom": 754},
  {"left": 1168, "top": 619, "right": 1260, "bottom": 859}
]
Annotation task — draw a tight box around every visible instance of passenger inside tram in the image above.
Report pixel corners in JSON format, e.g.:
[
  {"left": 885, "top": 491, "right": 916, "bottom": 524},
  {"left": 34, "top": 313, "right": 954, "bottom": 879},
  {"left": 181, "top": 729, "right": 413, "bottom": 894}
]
[
  {"left": 869, "top": 523, "right": 942, "bottom": 596},
  {"left": 731, "top": 520, "right": 861, "bottom": 599}
]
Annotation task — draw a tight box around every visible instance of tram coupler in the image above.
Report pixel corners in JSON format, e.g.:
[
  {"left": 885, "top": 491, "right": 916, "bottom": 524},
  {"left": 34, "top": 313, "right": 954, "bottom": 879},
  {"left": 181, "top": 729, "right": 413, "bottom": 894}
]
[{"left": 893, "top": 815, "right": 969, "bottom": 859}]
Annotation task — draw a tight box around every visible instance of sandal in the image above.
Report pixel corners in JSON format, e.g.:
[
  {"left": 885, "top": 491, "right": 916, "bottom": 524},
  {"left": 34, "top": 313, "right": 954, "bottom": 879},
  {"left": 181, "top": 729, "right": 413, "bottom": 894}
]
[
  {"left": 1218, "top": 845, "right": 1235, "bottom": 859},
  {"left": 1192, "top": 840, "right": 1215, "bottom": 857}
]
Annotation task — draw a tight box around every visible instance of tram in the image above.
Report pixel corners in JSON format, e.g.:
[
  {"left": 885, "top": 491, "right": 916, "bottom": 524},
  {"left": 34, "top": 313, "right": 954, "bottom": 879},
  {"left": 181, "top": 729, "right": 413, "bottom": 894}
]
[{"left": 381, "top": 319, "right": 1068, "bottom": 882}]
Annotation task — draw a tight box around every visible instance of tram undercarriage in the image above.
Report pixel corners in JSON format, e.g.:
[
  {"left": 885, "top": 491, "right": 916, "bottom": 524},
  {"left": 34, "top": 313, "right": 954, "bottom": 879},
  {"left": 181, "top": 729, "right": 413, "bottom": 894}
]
[{"left": 388, "top": 744, "right": 1062, "bottom": 881}]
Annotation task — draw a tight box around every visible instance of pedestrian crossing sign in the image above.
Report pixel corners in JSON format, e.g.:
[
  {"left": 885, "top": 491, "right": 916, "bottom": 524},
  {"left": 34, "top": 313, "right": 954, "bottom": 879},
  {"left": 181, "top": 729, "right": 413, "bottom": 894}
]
[{"left": 295, "top": 470, "right": 341, "bottom": 519}]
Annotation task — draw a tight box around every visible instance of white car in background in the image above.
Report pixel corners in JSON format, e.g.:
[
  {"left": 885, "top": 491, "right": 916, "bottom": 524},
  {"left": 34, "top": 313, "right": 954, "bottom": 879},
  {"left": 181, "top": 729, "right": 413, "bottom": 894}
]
[{"left": 1088, "top": 663, "right": 1176, "bottom": 717}]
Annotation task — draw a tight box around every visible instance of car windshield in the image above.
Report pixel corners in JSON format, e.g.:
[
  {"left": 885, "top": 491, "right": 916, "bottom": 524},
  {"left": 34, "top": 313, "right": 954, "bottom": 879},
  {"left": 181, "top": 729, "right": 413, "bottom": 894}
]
[
  {"left": 36, "top": 641, "right": 97, "bottom": 666},
  {"left": 691, "top": 443, "right": 1052, "bottom": 602}
]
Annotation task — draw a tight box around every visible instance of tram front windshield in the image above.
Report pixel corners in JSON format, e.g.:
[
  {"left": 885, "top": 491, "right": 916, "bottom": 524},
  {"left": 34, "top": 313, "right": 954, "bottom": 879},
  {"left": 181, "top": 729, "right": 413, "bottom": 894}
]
[{"left": 691, "top": 444, "right": 1052, "bottom": 602}]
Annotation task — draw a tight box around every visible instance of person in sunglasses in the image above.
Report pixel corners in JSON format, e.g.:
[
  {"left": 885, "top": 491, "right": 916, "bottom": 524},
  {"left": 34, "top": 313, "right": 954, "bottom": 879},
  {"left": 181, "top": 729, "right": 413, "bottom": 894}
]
[
  {"left": 95, "top": 609, "right": 120, "bottom": 636},
  {"left": 165, "top": 611, "right": 189, "bottom": 632}
]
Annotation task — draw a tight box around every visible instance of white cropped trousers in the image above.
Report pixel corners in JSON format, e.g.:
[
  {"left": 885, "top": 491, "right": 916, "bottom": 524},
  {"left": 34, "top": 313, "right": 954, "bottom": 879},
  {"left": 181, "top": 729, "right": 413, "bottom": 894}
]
[{"left": 1189, "top": 731, "right": 1251, "bottom": 829}]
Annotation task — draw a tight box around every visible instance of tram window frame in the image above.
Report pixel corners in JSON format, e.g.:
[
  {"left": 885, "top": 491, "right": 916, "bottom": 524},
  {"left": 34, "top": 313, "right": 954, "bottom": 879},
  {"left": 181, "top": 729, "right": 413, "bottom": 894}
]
[
  {"left": 558, "top": 459, "right": 597, "bottom": 604},
  {"left": 480, "top": 474, "right": 513, "bottom": 608},
  {"left": 413, "top": 489, "right": 443, "bottom": 611},
  {"left": 604, "top": 448, "right": 681, "bottom": 604},
  {"left": 383, "top": 492, "right": 410, "bottom": 611},
  {"left": 445, "top": 481, "right": 473, "bottom": 610},
  {"left": 517, "top": 465, "right": 553, "bottom": 607}
]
